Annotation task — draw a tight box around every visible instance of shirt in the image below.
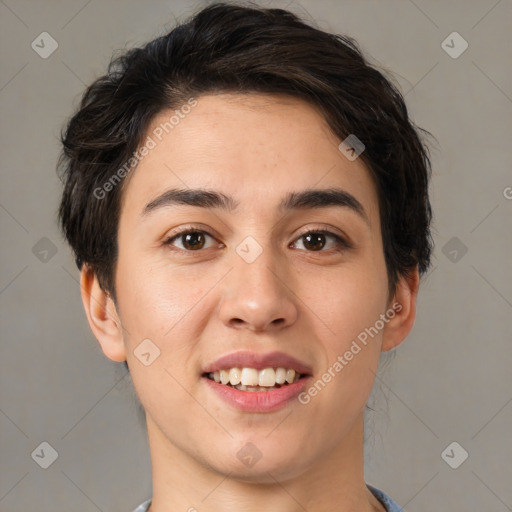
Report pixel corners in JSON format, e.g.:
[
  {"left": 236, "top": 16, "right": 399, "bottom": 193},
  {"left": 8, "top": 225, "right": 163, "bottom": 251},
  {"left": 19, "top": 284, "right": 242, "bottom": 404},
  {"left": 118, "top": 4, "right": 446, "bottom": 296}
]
[{"left": 132, "top": 484, "right": 404, "bottom": 511}]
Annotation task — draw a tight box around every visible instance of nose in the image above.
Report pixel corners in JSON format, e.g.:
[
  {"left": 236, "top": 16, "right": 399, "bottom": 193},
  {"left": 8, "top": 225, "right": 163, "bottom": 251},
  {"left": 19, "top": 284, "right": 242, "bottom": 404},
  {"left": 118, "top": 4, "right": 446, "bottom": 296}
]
[{"left": 217, "top": 244, "right": 298, "bottom": 333}]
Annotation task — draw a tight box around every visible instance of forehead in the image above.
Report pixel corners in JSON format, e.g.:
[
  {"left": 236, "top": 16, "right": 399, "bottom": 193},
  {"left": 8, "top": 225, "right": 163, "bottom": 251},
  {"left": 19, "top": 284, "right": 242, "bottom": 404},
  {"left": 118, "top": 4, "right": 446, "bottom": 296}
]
[{"left": 120, "top": 93, "right": 379, "bottom": 222}]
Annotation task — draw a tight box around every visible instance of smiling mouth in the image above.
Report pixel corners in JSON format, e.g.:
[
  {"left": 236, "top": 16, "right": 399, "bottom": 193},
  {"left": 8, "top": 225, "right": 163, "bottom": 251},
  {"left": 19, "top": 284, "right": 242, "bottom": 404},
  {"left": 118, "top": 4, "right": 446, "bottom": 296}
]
[{"left": 203, "top": 367, "right": 306, "bottom": 392}]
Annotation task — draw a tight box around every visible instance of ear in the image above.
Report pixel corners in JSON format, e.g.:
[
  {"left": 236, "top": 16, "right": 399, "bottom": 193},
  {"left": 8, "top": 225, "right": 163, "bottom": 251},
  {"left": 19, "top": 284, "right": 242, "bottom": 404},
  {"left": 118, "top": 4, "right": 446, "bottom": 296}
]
[
  {"left": 80, "top": 265, "right": 127, "bottom": 362},
  {"left": 381, "top": 267, "right": 420, "bottom": 351}
]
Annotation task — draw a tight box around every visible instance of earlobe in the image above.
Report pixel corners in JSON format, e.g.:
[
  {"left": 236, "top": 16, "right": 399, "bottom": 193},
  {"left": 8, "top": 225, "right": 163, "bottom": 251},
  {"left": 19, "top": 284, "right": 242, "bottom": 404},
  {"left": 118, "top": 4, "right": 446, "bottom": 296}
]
[
  {"left": 80, "top": 266, "right": 127, "bottom": 362},
  {"left": 381, "top": 267, "right": 420, "bottom": 351}
]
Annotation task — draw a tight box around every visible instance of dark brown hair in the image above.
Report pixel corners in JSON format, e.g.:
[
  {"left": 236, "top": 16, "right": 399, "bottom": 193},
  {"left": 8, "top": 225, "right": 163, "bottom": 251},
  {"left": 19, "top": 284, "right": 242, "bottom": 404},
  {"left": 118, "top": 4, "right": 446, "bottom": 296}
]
[{"left": 58, "top": 1, "right": 433, "bottom": 299}]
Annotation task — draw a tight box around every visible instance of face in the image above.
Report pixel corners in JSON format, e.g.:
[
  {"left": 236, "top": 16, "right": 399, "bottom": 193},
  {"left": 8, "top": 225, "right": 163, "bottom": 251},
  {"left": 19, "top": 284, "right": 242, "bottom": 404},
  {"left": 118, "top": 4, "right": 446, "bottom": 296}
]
[{"left": 95, "top": 93, "right": 409, "bottom": 482}]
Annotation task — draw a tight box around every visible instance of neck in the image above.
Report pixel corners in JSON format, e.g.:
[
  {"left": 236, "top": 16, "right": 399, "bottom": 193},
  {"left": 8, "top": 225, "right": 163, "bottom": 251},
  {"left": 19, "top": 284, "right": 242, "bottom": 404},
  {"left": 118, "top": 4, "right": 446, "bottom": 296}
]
[{"left": 145, "top": 413, "right": 385, "bottom": 512}]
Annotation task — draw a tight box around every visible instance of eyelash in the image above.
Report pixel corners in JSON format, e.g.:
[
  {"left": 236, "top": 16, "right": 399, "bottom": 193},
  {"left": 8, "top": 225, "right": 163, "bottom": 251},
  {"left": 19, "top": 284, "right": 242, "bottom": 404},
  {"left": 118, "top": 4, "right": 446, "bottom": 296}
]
[{"left": 163, "top": 227, "right": 351, "bottom": 254}]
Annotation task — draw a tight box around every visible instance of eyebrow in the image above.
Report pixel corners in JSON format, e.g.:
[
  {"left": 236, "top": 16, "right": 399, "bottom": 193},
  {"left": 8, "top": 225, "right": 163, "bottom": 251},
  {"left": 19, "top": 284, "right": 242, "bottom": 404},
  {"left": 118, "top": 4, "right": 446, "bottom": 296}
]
[{"left": 142, "top": 187, "right": 369, "bottom": 225}]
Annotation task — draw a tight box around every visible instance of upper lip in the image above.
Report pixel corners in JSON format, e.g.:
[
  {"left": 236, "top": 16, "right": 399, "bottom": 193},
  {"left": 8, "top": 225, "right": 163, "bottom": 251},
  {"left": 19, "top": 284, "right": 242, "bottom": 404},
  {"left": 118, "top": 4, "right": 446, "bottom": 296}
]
[{"left": 202, "top": 350, "right": 312, "bottom": 375}]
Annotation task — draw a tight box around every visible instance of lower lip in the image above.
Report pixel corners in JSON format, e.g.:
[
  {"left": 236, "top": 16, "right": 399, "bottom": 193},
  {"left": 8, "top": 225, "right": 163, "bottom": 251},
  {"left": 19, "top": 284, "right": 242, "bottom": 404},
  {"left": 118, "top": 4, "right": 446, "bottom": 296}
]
[{"left": 203, "top": 376, "right": 311, "bottom": 413}]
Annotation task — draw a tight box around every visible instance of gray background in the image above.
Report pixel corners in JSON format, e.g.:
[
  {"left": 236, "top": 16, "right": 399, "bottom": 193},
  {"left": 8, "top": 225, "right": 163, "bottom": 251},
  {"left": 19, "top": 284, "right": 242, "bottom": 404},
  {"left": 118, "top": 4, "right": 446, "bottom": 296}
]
[{"left": 1, "top": 0, "right": 511, "bottom": 511}]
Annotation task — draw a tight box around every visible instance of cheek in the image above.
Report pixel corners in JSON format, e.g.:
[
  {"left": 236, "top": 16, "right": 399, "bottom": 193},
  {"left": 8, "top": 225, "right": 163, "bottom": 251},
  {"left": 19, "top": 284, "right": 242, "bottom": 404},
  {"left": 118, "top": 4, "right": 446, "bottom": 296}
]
[
  {"left": 303, "top": 262, "right": 388, "bottom": 408},
  {"left": 115, "top": 258, "right": 208, "bottom": 419},
  {"left": 308, "top": 261, "right": 389, "bottom": 343},
  {"left": 115, "top": 252, "right": 210, "bottom": 340},
  {"left": 298, "top": 275, "right": 387, "bottom": 439}
]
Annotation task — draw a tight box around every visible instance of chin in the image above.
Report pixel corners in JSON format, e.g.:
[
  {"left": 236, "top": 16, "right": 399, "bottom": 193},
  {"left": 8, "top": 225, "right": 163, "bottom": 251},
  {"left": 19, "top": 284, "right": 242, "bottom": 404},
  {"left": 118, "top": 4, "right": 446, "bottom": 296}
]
[
  {"left": 206, "top": 441, "right": 311, "bottom": 483},
  {"left": 226, "top": 464, "right": 309, "bottom": 485}
]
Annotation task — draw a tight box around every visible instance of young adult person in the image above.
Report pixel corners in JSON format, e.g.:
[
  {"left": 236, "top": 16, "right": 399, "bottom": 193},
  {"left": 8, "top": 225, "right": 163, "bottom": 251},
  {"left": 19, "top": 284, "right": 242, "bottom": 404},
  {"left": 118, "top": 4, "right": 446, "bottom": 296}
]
[{"left": 58, "top": 3, "right": 433, "bottom": 511}]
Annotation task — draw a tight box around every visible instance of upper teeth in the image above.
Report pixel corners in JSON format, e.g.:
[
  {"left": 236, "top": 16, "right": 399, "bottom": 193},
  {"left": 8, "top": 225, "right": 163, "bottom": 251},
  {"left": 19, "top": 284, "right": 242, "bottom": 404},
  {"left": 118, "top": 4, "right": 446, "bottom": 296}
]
[{"left": 209, "top": 367, "right": 300, "bottom": 387}]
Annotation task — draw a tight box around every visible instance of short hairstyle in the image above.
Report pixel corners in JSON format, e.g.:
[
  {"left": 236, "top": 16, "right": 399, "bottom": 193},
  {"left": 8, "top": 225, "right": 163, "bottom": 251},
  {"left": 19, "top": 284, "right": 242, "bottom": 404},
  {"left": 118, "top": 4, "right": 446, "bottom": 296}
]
[{"left": 58, "top": 2, "right": 433, "bottom": 299}]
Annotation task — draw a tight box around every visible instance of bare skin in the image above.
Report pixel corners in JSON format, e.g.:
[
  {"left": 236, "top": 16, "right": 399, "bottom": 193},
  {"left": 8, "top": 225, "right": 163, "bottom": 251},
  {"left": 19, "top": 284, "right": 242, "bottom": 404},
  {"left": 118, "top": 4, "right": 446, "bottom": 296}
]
[{"left": 81, "top": 93, "right": 418, "bottom": 512}]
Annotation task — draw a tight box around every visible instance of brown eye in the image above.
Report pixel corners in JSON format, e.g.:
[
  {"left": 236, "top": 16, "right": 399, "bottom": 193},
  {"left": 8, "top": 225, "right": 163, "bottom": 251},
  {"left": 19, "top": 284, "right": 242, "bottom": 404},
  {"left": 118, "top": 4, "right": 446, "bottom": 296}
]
[
  {"left": 181, "top": 232, "right": 206, "bottom": 250},
  {"left": 291, "top": 230, "right": 350, "bottom": 252},
  {"left": 303, "top": 232, "right": 327, "bottom": 251},
  {"left": 165, "top": 230, "right": 216, "bottom": 251}
]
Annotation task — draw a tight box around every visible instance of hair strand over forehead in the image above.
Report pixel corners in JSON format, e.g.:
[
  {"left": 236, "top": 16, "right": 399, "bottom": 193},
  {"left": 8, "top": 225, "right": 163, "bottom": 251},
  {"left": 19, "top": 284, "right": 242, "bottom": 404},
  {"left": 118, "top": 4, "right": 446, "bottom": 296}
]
[{"left": 58, "top": 1, "right": 433, "bottom": 299}]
